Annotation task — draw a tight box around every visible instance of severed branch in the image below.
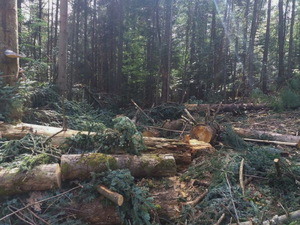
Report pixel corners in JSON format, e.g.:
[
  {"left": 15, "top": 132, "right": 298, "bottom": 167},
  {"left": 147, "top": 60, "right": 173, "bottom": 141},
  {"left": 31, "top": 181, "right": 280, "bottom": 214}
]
[
  {"left": 274, "top": 158, "right": 282, "bottom": 177},
  {"left": 182, "top": 189, "right": 208, "bottom": 207},
  {"left": 213, "top": 213, "right": 225, "bottom": 225},
  {"left": 225, "top": 173, "right": 240, "bottom": 224},
  {"left": 131, "top": 99, "right": 155, "bottom": 124},
  {"left": 96, "top": 185, "right": 124, "bottom": 206},
  {"left": 183, "top": 109, "right": 197, "bottom": 124},
  {"left": 239, "top": 158, "right": 245, "bottom": 196}
]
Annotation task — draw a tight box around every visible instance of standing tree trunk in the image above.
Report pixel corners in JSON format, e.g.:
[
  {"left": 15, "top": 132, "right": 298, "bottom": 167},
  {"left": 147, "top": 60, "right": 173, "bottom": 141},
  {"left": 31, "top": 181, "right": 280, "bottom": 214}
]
[
  {"left": 0, "top": 0, "right": 19, "bottom": 86},
  {"left": 57, "top": 0, "right": 68, "bottom": 94},
  {"left": 261, "top": 0, "right": 272, "bottom": 93},
  {"left": 277, "top": 0, "right": 285, "bottom": 87},
  {"left": 247, "top": 0, "right": 259, "bottom": 91},
  {"left": 287, "top": 0, "right": 296, "bottom": 79},
  {"left": 161, "top": 0, "right": 172, "bottom": 103}
]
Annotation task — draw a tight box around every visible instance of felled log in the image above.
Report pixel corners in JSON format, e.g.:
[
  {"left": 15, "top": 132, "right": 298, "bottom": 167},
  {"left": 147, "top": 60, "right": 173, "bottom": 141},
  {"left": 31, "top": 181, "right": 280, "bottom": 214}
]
[
  {"left": 0, "top": 164, "right": 61, "bottom": 196},
  {"left": 0, "top": 122, "right": 93, "bottom": 145},
  {"left": 234, "top": 127, "right": 300, "bottom": 147},
  {"left": 143, "top": 137, "right": 215, "bottom": 165},
  {"left": 96, "top": 185, "right": 124, "bottom": 206},
  {"left": 185, "top": 103, "right": 267, "bottom": 112},
  {"left": 243, "top": 138, "right": 299, "bottom": 148},
  {"left": 61, "top": 153, "right": 176, "bottom": 180}
]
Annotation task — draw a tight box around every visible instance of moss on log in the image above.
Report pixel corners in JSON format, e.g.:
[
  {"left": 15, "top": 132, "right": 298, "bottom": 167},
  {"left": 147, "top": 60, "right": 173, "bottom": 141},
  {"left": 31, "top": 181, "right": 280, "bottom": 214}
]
[{"left": 61, "top": 153, "right": 176, "bottom": 180}]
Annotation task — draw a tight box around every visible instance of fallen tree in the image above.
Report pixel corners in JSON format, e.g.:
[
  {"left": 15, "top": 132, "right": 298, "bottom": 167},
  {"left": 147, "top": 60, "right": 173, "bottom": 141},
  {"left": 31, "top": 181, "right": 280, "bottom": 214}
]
[
  {"left": 185, "top": 103, "right": 267, "bottom": 112},
  {"left": 61, "top": 153, "right": 177, "bottom": 180},
  {"left": 233, "top": 127, "right": 300, "bottom": 147},
  {"left": 0, "top": 164, "right": 61, "bottom": 196}
]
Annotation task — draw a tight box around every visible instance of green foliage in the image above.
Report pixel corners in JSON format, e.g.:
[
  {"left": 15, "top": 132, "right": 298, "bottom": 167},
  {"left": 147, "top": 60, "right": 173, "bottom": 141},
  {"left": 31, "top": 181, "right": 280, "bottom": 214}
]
[
  {"left": 0, "top": 134, "right": 60, "bottom": 171},
  {"left": 149, "top": 103, "right": 185, "bottom": 121},
  {"left": 0, "top": 79, "right": 25, "bottom": 123},
  {"left": 65, "top": 116, "right": 145, "bottom": 155},
  {"left": 27, "top": 83, "right": 60, "bottom": 108},
  {"left": 220, "top": 125, "right": 249, "bottom": 150},
  {"left": 272, "top": 77, "right": 300, "bottom": 111},
  {"left": 101, "top": 169, "right": 155, "bottom": 225},
  {"left": 113, "top": 116, "right": 145, "bottom": 154}
]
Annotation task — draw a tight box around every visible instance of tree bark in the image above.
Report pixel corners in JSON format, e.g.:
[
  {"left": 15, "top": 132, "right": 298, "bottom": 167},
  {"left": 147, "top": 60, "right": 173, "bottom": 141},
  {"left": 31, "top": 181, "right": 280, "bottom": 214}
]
[
  {"left": 287, "top": 0, "right": 296, "bottom": 79},
  {"left": 277, "top": 0, "right": 285, "bottom": 87},
  {"left": 56, "top": 0, "right": 68, "bottom": 94},
  {"left": 161, "top": 0, "right": 172, "bottom": 103},
  {"left": 261, "top": 0, "right": 271, "bottom": 93},
  {"left": 61, "top": 153, "right": 176, "bottom": 180},
  {"left": 0, "top": 164, "right": 61, "bottom": 196},
  {"left": 0, "top": 0, "right": 19, "bottom": 85}
]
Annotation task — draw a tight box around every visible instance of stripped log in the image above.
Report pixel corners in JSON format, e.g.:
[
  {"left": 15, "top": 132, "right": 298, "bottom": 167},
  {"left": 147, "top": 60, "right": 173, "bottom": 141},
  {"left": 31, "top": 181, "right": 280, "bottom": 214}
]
[
  {"left": 0, "top": 164, "right": 61, "bottom": 196},
  {"left": 234, "top": 127, "right": 300, "bottom": 147},
  {"left": 0, "top": 122, "right": 93, "bottom": 145},
  {"left": 61, "top": 153, "right": 176, "bottom": 180},
  {"left": 185, "top": 103, "right": 267, "bottom": 112},
  {"left": 243, "top": 138, "right": 299, "bottom": 148}
]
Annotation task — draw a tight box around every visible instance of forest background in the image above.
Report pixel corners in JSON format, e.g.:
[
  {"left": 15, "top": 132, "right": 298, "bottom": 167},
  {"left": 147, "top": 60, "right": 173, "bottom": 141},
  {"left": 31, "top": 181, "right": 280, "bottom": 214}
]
[{"left": 4, "top": 0, "right": 300, "bottom": 107}]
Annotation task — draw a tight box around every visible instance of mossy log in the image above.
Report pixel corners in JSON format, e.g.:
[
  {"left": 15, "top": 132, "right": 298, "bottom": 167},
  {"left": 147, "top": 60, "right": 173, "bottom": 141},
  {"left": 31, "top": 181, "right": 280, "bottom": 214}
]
[
  {"left": 185, "top": 103, "right": 267, "bottom": 112},
  {"left": 0, "top": 164, "right": 61, "bottom": 196},
  {"left": 233, "top": 127, "right": 300, "bottom": 147},
  {"left": 61, "top": 153, "right": 176, "bottom": 180}
]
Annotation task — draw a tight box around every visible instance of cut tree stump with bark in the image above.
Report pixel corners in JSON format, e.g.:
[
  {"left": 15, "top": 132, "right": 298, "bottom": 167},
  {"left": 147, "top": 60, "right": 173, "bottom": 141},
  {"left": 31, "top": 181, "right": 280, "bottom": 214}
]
[
  {"left": 61, "top": 153, "right": 176, "bottom": 180},
  {"left": 189, "top": 125, "right": 216, "bottom": 143},
  {"left": 233, "top": 127, "right": 300, "bottom": 147},
  {"left": 185, "top": 103, "right": 267, "bottom": 112},
  {"left": 0, "top": 164, "right": 61, "bottom": 196}
]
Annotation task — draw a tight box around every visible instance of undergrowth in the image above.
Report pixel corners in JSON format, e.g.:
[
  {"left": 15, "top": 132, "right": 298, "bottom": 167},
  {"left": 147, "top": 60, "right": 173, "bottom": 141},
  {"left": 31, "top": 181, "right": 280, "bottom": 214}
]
[
  {"left": 0, "top": 170, "right": 155, "bottom": 225},
  {"left": 0, "top": 134, "right": 60, "bottom": 171},
  {"left": 65, "top": 116, "right": 145, "bottom": 155},
  {"left": 180, "top": 125, "right": 300, "bottom": 224}
]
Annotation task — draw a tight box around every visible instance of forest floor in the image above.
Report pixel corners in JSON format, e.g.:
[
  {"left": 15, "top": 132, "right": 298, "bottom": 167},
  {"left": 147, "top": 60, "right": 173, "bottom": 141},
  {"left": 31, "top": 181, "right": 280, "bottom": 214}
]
[{"left": 1, "top": 91, "right": 300, "bottom": 225}]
